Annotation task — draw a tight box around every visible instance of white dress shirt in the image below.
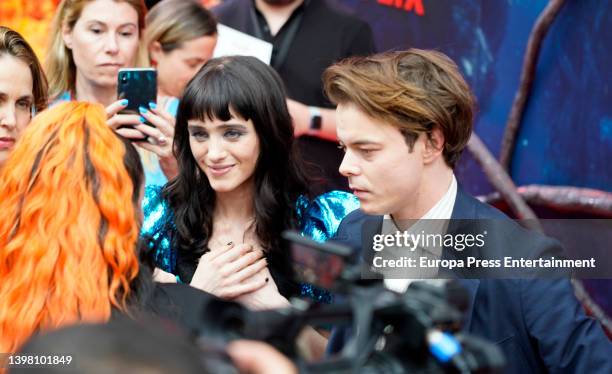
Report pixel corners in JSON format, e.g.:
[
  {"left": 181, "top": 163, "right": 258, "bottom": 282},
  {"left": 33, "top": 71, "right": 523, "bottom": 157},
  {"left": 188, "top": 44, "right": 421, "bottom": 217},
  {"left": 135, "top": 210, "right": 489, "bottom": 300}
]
[{"left": 383, "top": 174, "right": 457, "bottom": 293}]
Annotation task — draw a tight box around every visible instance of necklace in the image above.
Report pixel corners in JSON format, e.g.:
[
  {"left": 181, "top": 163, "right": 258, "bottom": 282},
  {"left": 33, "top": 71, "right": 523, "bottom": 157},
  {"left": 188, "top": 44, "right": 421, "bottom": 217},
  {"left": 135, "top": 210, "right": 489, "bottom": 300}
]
[{"left": 209, "top": 217, "right": 257, "bottom": 249}]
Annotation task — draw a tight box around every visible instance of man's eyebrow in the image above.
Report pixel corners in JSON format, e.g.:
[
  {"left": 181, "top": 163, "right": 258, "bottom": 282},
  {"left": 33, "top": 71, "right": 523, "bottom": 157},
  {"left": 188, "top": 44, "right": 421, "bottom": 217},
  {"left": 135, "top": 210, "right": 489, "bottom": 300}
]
[{"left": 347, "top": 140, "right": 381, "bottom": 146}]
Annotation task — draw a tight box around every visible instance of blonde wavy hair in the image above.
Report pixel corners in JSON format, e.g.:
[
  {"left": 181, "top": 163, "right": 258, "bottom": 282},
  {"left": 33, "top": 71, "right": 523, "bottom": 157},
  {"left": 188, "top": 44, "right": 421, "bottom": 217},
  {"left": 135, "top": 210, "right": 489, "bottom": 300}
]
[
  {"left": 0, "top": 102, "right": 141, "bottom": 353},
  {"left": 45, "top": 0, "right": 148, "bottom": 100},
  {"left": 143, "top": 0, "right": 216, "bottom": 63}
]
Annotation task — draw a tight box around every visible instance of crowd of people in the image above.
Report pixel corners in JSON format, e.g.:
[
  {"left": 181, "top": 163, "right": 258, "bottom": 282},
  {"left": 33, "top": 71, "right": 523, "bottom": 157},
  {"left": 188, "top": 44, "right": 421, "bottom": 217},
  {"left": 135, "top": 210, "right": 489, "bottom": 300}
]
[{"left": 0, "top": 0, "right": 610, "bottom": 373}]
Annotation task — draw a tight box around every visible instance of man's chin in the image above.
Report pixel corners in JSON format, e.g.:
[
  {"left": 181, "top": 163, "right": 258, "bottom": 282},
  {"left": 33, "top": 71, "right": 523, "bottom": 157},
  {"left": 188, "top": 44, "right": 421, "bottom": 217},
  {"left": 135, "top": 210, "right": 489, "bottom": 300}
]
[{"left": 359, "top": 202, "right": 388, "bottom": 216}]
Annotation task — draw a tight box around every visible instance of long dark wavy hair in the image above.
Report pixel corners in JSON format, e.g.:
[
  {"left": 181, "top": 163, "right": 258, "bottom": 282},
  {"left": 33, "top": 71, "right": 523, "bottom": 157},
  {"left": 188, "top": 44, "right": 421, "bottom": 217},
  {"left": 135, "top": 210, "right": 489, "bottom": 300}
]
[{"left": 164, "top": 56, "right": 311, "bottom": 285}]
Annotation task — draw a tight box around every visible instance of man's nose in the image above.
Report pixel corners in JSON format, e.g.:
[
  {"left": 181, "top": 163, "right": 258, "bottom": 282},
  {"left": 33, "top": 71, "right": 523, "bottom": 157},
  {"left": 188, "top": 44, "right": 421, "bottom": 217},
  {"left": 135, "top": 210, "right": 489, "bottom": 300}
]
[{"left": 339, "top": 151, "right": 360, "bottom": 177}]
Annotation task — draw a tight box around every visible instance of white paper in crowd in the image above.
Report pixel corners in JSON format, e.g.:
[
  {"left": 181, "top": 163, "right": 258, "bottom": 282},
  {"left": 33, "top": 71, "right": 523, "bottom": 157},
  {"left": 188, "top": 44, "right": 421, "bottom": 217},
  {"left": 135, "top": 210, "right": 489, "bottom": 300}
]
[{"left": 213, "top": 24, "right": 273, "bottom": 65}]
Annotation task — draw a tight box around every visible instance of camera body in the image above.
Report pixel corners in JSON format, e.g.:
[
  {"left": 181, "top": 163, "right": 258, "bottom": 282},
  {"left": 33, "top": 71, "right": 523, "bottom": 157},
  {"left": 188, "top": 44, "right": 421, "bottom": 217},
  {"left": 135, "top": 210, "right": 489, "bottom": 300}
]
[{"left": 193, "top": 231, "right": 506, "bottom": 373}]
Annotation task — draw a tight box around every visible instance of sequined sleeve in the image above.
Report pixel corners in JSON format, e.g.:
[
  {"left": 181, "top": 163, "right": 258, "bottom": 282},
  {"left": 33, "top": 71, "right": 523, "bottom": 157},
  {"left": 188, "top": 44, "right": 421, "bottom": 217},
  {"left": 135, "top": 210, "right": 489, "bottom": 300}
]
[
  {"left": 297, "top": 190, "right": 360, "bottom": 242},
  {"left": 141, "top": 185, "right": 176, "bottom": 273},
  {"left": 296, "top": 191, "right": 360, "bottom": 303}
]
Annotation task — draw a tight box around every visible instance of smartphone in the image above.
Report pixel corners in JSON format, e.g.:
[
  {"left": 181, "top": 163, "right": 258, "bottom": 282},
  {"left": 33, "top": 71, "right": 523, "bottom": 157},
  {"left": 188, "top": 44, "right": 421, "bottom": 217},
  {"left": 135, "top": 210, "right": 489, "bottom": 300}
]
[
  {"left": 282, "top": 230, "right": 353, "bottom": 290},
  {"left": 117, "top": 68, "right": 157, "bottom": 127}
]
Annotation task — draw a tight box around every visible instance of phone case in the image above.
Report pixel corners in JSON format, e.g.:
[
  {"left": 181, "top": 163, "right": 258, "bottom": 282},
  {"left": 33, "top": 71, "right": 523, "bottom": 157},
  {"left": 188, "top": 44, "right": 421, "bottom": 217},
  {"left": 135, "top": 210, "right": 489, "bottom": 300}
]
[{"left": 117, "top": 68, "right": 157, "bottom": 124}]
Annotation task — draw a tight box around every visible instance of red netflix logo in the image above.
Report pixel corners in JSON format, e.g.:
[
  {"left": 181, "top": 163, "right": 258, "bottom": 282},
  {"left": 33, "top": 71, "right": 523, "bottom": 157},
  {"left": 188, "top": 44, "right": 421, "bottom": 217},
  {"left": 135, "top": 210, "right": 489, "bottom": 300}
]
[{"left": 377, "top": 0, "right": 425, "bottom": 16}]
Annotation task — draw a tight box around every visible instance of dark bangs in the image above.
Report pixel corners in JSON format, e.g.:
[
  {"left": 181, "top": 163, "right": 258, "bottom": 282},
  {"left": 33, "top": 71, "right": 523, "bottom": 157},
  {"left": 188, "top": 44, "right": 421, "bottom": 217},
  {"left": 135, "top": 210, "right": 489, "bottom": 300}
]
[
  {"left": 178, "top": 57, "right": 268, "bottom": 124},
  {"left": 167, "top": 56, "right": 311, "bottom": 288}
]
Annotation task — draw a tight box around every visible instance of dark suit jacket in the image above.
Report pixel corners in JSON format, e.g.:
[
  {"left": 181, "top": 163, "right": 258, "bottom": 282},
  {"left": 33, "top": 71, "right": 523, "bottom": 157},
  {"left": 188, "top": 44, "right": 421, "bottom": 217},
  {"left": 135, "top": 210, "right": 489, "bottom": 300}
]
[{"left": 330, "top": 186, "right": 612, "bottom": 373}]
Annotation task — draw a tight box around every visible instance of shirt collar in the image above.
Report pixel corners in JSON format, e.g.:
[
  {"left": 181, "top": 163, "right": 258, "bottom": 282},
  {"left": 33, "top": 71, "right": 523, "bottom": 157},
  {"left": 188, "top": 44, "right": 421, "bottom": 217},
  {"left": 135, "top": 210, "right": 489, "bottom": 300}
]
[
  {"left": 252, "top": 0, "right": 308, "bottom": 40},
  {"left": 384, "top": 174, "right": 458, "bottom": 224},
  {"left": 382, "top": 174, "right": 458, "bottom": 293}
]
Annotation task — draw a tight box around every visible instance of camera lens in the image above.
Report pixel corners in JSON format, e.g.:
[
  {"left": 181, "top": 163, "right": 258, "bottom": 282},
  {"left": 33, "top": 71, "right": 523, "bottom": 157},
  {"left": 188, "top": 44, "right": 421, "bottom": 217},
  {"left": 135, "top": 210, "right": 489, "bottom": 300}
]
[{"left": 121, "top": 76, "right": 128, "bottom": 83}]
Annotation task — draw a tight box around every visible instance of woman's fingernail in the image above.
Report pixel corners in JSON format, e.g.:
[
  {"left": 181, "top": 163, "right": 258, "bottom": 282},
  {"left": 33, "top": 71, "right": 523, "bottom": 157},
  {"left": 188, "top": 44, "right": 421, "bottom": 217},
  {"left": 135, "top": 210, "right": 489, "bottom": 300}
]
[
  {"left": 138, "top": 106, "right": 147, "bottom": 114},
  {"left": 120, "top": 99, "right": 128, "bottom": 106},
  {"left": 148, "top": 102, "right": 157, "bottom": 110},
  {"left": 139, "top": 116, "right": 146, "bottom": 123}
]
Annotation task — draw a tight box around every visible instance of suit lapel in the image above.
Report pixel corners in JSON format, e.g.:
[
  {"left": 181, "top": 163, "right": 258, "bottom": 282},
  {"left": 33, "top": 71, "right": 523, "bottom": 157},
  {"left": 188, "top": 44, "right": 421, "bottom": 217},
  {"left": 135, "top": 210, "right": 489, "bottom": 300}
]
[
  {"left": 361, "top": 215, "right": 383, "bottom": 278},
  {"left": 450, "top": 185, "right": 478, "bottom": 220},
  {"left": 457, "top": 278, "right": 480, "bottom": 331},
  {"left": 357, "top": 188, "right": 482, "bottom": 331},
  {"left": 448, "top": 186, "right": 480, "bottom": 331}
]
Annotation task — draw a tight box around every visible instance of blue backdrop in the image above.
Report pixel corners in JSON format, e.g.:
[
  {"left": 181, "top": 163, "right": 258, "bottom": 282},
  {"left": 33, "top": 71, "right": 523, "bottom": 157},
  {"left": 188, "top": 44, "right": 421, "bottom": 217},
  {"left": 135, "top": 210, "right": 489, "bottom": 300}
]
[
  {"left": 340, "top": 0, "right": 611, "bottom": 196},
  {"left": 338, "top": 0, "right": 611, "bottom": 321}
]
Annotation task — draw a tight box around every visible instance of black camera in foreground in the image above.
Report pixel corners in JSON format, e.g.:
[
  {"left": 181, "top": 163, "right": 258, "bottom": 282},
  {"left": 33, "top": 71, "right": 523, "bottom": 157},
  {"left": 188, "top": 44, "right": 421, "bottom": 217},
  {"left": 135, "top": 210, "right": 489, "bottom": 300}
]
[{"left": 193, "top": 231, "right": 506, "bottom": 373}]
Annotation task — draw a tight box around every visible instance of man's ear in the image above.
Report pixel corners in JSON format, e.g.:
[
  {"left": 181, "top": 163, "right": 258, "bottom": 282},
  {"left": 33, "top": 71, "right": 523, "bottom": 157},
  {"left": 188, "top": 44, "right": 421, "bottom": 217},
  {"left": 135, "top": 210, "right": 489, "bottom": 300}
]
[
  {"left": 62, "top": 24, "right": 73, "bottom": 49},
  {"left": 422, "top": 126, "right": 445, "bottom": 164},
  {"left": 149, "top": 41, "right": 164, "bottom": 66}
]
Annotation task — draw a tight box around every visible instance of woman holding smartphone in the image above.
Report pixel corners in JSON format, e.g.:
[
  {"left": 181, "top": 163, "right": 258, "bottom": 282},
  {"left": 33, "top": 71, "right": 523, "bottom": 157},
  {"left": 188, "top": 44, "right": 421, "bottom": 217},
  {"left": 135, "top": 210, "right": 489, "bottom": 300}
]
[
  {"left": 45, "top": 0, "right": 178, "bottom": 185},
  {"left": 131, "top": 0, "right": 218, "bottom": 186}
]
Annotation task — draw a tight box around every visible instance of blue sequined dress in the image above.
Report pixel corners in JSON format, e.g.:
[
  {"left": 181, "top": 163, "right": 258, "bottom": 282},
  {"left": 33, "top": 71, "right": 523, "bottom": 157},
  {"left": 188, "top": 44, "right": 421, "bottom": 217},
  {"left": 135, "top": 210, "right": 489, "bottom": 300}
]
[{"left": 141, "top": 185, "right": 359, "bottom": 303}]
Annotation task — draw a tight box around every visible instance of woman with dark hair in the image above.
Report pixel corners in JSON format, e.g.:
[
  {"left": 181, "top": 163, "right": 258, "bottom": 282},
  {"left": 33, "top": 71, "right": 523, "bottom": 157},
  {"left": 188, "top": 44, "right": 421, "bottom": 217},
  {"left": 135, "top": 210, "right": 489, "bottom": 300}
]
[{"left": 142, "top": 56, "right": 359, "bottom": 309}]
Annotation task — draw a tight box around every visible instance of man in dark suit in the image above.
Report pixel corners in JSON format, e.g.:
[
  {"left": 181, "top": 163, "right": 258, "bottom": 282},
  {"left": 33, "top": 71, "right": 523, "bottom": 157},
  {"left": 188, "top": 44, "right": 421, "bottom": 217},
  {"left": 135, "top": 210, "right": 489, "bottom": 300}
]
[{"left": 322, "top": 49, "right": 611, "bottom": 373}]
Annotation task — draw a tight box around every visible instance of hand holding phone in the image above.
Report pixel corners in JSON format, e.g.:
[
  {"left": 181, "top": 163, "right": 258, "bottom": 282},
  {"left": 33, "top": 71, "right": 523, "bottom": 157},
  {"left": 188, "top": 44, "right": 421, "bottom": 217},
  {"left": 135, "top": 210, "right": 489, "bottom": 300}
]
[
  {"left": 105, "top": 99, "right": 147, "bottom": 141},
  {"left": 117, "top": 68, "right": 157, "bottom": 124},
  {"left": 106, "top": 68, "right": 158, "bottom": 141}
]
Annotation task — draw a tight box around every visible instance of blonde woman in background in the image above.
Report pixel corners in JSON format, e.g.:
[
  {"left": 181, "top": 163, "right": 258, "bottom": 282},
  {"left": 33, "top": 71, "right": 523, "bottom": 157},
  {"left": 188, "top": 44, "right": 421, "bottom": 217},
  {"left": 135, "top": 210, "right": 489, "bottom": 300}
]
[
  {"left": 144, "top": 0, "right": 217, "bottom": 110},
  {"left": 46, "top": 0, "right": 147, "bottom": 105},
  {"left": 132, "top": 0, "right": 218, "bottom": 186},
  {"left": 45, "top": 0, "right": 178, "bottom": 186}
]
